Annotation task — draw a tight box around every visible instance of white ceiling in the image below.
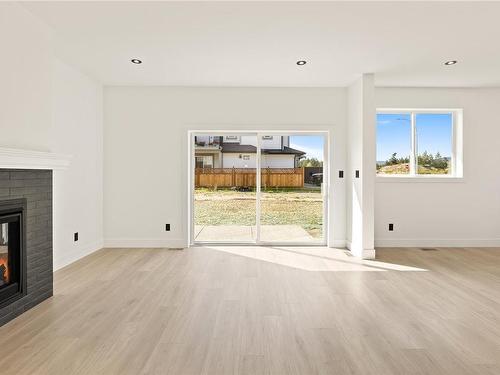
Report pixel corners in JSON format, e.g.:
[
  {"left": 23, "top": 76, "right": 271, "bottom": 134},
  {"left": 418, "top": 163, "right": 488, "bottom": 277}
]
[{"left": 23, "top": 1, "right": 500, "bottom": 87}]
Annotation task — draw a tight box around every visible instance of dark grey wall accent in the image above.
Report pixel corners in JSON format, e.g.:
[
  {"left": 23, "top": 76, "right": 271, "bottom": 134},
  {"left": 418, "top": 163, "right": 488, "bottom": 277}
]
[{"left": 0, "top": 169, "right": 53, "bottom": 326}]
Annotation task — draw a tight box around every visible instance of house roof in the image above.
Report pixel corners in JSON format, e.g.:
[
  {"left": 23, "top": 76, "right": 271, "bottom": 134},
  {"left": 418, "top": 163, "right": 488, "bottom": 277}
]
[
  {"left": 221, "top": 144, "right": 305, "bottom": 156},
  {"left": 221, "top": 144, "right": 257, "bottom": 153},
  {"left": 265, "top": 146, "right": 306, "bottom": 156}
]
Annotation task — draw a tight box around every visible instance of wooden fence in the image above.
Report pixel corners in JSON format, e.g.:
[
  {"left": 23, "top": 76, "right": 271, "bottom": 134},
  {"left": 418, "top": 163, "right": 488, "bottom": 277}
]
[{"left": 195, "top": 168, "right": 304, "bottom": 188}]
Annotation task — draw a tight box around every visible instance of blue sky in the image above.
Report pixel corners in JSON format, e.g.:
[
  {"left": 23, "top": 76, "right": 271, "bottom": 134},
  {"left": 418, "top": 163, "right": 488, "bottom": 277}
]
[
  {"left": 290, "top": 135, "right": 324, "bottom": 160},
  {"left": 377, "top": 113, "right": 452, "bottom": 161}
]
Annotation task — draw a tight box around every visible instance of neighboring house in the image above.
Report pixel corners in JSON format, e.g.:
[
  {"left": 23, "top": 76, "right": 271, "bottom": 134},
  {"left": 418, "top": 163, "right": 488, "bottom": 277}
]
[{"left": 195, "top": 135, "right": 305, "bottom": 168}]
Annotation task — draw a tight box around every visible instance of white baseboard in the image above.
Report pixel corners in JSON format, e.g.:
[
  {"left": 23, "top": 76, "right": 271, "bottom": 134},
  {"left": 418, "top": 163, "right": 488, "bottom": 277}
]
[
  {"left": 53, "top": 239, "right": 104, "bottom": 271},
  {"left": 103, "top": 238, "right": 188, "bottom": 249},
  {"left": 362, "top": 248, "right": 376, "bottom": 259},
  {"left": 330, "top": 239, "right": 347, "bottom": 248},
  {"left": 105, "top": 238, "right": 345, "bottom": 250},
  {"left": 375, "top": 238, "right": 500, "bottom": 248},
  {"left": 345, "top": 241, "right": 376, "bottom": 259}
]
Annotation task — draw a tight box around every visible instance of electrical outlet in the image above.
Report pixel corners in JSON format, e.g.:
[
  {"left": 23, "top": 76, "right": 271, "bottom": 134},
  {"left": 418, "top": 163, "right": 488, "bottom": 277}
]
[
  {"left": 74, "top": 232, "right": 79, "bottom": 241},
  {"left": 355, "top": 170, "right": 360, "bottom": 178},
  {"left": 388, "top": 223, "right": 394, "bottom": 232},
  {"left": 165, "top": 224, "right": 171, "bottom": 231},
  {"left": 339, "top": 170, "right": 344, "bottom": 178}
]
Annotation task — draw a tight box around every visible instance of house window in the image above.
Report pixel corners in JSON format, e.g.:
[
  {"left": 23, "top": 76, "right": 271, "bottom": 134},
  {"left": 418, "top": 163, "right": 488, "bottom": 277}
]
[
  {"left": 376, "top": 109, "right": 462, "bottom": 177},
  {"left": 195, "top": 136, "right": 220, "bottom": 146},
  {"left": 262, "top": 136, "right": 273, "bottom": 140},
  {"left": 225, "top": 135, "right": 238, "bottom": 140},
  {"left": 195, "top": 155, "right": 213, "bottom": 169},
  {"left": 242, "top": 155, "right": 250, "bottom": 160}
]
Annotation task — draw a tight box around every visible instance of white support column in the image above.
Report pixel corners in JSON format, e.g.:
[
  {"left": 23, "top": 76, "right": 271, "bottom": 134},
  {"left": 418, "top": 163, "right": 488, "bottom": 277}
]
[{"left": 346, "top": 74, "right": 376, "bottom": 259}]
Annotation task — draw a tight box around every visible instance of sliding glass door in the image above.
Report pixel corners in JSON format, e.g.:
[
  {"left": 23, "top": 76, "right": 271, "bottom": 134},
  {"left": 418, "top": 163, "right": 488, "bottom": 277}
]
[{"left": 191, "top": 132, "right": 327, "bottom": 245}]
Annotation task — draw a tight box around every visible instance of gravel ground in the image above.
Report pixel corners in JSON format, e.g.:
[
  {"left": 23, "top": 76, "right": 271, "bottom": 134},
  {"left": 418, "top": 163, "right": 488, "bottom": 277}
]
[{"left": 194, "top": 188, "right": 323, "bottom": 238}]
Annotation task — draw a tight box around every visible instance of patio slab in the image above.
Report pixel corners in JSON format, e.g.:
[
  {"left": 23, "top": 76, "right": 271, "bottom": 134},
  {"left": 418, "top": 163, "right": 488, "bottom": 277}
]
[
  {"left": 260, "top": 225, "right": 315, "bottom": 242},
  {"left": 194, "top": 224, "right": 317, "bottom": 242},
  {"left": 195, "top": 225, "right": 254, "bottom": 242}
]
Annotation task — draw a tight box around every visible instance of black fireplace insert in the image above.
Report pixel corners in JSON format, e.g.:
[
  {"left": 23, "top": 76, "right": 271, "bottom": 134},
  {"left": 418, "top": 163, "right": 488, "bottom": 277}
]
[{"left": 0, "top": 199, "right": 27, "bottom": 307}]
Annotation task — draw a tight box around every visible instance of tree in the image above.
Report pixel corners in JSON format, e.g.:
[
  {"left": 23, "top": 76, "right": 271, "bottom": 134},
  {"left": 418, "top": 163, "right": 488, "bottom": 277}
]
[
  {"left": 386, "top": 153, "right": 399, "bottom": 166},
  {"left": 382, "top": 153, "right": 408, "bottom": 165},
  {"left": 418, "top": 151, "right": 434, "bottom": 167},
  {"left": 298, "top": 158, "right": 323, "bottom": 167},
  {"left": 432, "top": 151, "right": 448, "bottom": 169}
]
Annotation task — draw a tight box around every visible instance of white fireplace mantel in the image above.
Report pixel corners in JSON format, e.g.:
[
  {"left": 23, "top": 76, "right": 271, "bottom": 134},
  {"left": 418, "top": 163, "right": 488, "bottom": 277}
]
[{"left": 0, "top": 147, "right": 72, "bottom": 170}]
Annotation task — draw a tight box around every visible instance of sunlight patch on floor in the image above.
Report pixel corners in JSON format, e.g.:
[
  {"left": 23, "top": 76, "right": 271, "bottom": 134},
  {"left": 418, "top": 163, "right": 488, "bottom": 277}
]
[{"left": 202, "top": 246, "right": 428, "bottom": 272}]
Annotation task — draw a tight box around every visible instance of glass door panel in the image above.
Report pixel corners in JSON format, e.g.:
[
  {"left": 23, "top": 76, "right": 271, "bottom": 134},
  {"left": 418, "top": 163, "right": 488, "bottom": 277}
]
[
  {"left": 193, "top": 134, "right": 257, "bottom": 242},
  {"left": 259, "top": 134, "right": 325, "bottom": 244}
]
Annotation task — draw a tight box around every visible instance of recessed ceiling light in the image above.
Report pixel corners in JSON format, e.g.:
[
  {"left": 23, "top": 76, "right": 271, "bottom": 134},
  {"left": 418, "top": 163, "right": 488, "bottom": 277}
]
[
  {"left": 131, "top": 59, "right": 142, "bottom": 64},
  {"left": 296, "top": 60, "right": 307, "bottom": 66},
  {"left": 444, "top": 60, "right": 458, "bottom": 66}
]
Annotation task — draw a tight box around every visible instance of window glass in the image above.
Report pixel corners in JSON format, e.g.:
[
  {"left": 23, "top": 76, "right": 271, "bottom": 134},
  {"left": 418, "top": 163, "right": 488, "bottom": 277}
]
[
  {"left": 416, "top": 114, "right": 452, "bottom": 175},
  {"left": 376, "top": 114, "right": 411, "bottom": 175}
]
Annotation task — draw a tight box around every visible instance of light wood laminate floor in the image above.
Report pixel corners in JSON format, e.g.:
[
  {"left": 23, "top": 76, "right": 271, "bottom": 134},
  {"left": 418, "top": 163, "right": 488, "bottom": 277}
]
[{"left": 1, "top": 246, "right": 500, "bottom": 375}]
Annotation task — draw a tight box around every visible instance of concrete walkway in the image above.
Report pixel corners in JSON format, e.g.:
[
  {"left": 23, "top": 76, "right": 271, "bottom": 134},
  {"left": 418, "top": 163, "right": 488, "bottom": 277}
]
[{"left": 194, "top": 224, "right": 318, "bottom": 242}]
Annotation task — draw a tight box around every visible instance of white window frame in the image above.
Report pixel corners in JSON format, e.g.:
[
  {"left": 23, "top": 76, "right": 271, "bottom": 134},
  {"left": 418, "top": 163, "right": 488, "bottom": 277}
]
[{"left": 376, "top": 108, "right": 463, "bottom": 181}]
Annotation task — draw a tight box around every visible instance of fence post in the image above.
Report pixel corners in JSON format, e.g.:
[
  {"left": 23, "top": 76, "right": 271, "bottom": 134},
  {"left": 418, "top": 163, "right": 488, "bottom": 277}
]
[{"left": 232, "top": 167, "right": 235, "bottom": 187}]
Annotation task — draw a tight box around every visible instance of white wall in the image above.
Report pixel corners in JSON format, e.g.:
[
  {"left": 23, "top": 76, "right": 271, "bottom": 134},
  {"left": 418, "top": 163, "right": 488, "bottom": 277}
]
[
  {"left": 0, "top": 3, "right": 104, "bottom": 269},
  {"left": 261, "top": 154, "right": 295, "bottom": 168},
  {"left": 223, "top": 135, "right": 241, "bottom": 143},
  {"left": 103, "top": 87, "right": 347, "bottom": 248},
  {"left": 375, "top": 88, "right": 500, "bottom": 247},
  {"left": 52, "top": 59, "right": 103, "bottom": 270},
  {"left": 222, "top": 153, "right": 257, "bottom": 169},
  {"left": 239, "top": 136, "right": 285, "bottom": 150},
  {"left": 11, "top": 1, "right": 499, "bottom": 259},
  {"left": 221, "top": 153, "right": 295, "bottom": 168},
  {"left": 261, "top": 136, "right": 283, "bottom": 150},
  {"left": 0, "top": 3, "right": 53, "bottom": 151},
  {"left": 239, "top": 135, "right": 255, "bottom": 146}
]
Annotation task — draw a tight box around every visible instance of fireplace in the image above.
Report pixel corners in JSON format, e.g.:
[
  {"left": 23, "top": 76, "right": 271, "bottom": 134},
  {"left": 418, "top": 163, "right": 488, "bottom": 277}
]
[
  {"left": 0, "top": 164, "right": 58, "bottom": 326},
  {"left": 0, "top": 199, "right": 26, "bottom": 307}
]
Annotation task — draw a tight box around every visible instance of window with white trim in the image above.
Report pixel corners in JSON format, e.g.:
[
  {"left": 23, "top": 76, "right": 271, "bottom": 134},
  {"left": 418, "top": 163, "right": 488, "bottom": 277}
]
[
  {"left": 195, "top": 155, "right": 213, "bottom": 169},
  {"left": 376, "top": 109, "right": 462, "bottom": 177}
]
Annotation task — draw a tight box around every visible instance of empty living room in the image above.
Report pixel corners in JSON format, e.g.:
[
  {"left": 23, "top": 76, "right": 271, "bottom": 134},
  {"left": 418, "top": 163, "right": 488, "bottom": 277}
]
[{"left": 1, "top": 1, "right": 500, "bottom": 374}]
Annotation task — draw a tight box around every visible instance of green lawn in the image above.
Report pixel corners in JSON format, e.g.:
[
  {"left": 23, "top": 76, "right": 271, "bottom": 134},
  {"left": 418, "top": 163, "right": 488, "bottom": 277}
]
[{"left": 194, "top": 188, "right": 323, "bottom": 238}]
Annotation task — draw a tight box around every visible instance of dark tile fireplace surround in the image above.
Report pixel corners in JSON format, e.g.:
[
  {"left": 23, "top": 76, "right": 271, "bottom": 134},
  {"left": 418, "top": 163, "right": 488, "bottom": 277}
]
[{"left": 0, "top": 169, "right": 53, "bottom": 326}]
